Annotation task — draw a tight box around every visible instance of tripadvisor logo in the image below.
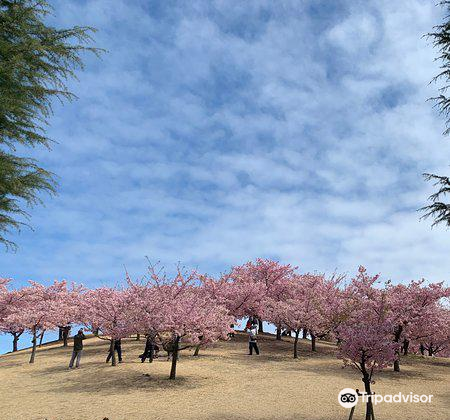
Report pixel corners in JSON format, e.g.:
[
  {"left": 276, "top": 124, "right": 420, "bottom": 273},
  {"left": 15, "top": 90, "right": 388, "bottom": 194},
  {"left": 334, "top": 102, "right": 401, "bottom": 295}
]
[
  {"left": 338, "top": 388, "right": 434, "bottom": 408},
  {"left": 338, "top": 388, "right": 358, "bottom": 408}
]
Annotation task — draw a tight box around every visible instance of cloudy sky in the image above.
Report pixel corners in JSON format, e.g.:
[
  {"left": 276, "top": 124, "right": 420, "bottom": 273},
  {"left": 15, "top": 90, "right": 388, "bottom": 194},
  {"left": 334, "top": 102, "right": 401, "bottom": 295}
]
[{"left": 2, "top": 0, "right": 450, "bottom": 291}]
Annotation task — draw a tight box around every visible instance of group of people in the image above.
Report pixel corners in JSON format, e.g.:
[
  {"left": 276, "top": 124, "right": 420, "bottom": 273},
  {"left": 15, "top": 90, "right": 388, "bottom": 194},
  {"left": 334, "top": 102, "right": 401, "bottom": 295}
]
[
  {"left": 68, "top": 317, "right": 261, "bottom": 368},
  {"left": 68, "top": 329, "right": 161, "bottom": 368}
]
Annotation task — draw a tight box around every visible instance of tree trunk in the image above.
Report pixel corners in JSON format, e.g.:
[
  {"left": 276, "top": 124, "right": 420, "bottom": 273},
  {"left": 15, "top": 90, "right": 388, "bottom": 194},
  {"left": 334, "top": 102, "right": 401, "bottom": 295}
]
[
  {"left": 302, "top": 329, "right": 308, "bottom": 339},
  {"left": 428, "top": 346, "right": 433, "bottom": 357},
  {"left": 402, "top": 339, "right": 409, "bottom": 356},
  {"left": 258, "top": 319, "right": 264, "bottom": 333},
  {"left": 276, "top": 326, "right": 282, "bottom": 341},
  {"left": 193, "top": 344, "right": 200, "bottom": 356},
  {"left": 136, "top": 333, "right": 140, "bottom": 341},
  {"left": 361, "top": 360, "right": 375, "bottom": 420},
  {"left": 293, "top": 330, "right": 300, "bottom": 359},
  {"left": 29, "top": 328, "right": 37, "bottom": 364},
  {"left": 420, "top": 344, "right": 425, "bottom": 355},
  {"left": 109, "top": 339, "right": 117, "bottom": 366},
  {"left": 58, "top": 327, "right": 63, "bottom": 341},
  {"left": 38, "top": 330, "right": 45, "bottom": 347},
  {"left": 311, "top": 333, "right": 316, "bottom": 352},
  {"left": 362, "top": 377, "right": 375, "bottom": 420},
  {"left": 12, "top": 332, "right": 21, "bottom": 352},
  {"left": 393, "top": 325, "right": 402, "bottom": 372},
  {"left": 169, "top": 337, "right": 180, "bottom": 380}
]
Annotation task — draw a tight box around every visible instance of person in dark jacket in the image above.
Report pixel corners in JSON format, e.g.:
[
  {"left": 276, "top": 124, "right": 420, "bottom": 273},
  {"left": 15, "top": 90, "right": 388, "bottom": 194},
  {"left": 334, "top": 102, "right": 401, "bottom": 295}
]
[
  {"left": 69, "top": 329, "right": 86, "bottom": 368},
  {"left": 139, "top": 333, "right": 159, "bottom": 363},
  {"left": 106, "top": 338, "right": 123, "bottom": 363}
]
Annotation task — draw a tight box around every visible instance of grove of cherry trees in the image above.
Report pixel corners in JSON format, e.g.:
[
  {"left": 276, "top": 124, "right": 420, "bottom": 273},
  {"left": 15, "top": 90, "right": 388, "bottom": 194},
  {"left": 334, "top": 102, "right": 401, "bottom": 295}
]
[{"left": 0, "top": 259, "right": 448, "bottom": 419}]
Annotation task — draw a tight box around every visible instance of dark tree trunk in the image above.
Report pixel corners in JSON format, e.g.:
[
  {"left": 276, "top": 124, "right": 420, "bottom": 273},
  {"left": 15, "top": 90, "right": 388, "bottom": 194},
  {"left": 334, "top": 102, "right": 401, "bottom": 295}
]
[
  {"left": 136, "top": 333, "right": 140, "bottom": 341},
  {"left": 38, "top": 330, "right": 45, "bottom": 347},
  {"left": 12, "top": 332, "right": 22, "bottom": 352},
  {"left": 58, "top": 327, "right": 63, "bottom": 341},
  {"left": 193, "top": 344, "right": 200, "bottom": 356},
  {"left": 393, "top": 325, "right": 402, "bottom": 372},
  {"left": 311, "top": 333, "right": 316, "bottom": 352},
  {"left": 258, "top": 319, "right": 264, "bottom": 333},
  {"left": 29, "top": 328, "right": 37, "bottom": 364},
  {"left": 402, "top": 339, "right": 409, "bottom": 356},
  {"left": 362, "top": 377, "right": 375, "bottom": 420},
  {"left": 361, "top": 359, "right": 375, "bottom": 420},
  {"left": 276, "top": 326, "right": 282, "bottom": 341},
  {"left": 420, "top": 344, "right": 425, "bottom": 355},
  {"left": 169, "top": 337, "right": 180, "bottom": 380},
  {"left": 302, "top": 329, "right": 308, "bottom": 339},
  {"left": 13, "top": 335, "right": 18, "bottom": 352},
  {"left": 293, "top": 329, "right": 300, "bottom": 359},
  {"left": 428, "top": 346, "right": 433, "bottom": 356},
  {"left": 109, "top": 339, "right": 117, "bottom": 366}
]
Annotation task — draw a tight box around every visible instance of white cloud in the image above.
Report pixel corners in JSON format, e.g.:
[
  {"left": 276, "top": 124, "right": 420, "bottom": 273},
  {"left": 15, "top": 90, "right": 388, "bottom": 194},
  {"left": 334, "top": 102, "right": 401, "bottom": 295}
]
[{"left": 1, "top": 0, "right": 449, "bottom": 292}]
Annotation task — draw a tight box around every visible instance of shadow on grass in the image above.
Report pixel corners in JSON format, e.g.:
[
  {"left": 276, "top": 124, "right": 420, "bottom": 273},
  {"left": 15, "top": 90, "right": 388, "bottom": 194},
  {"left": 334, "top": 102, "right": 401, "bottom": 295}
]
[{"left": 34, "top": 366, "right": 205, "bottom": 395}]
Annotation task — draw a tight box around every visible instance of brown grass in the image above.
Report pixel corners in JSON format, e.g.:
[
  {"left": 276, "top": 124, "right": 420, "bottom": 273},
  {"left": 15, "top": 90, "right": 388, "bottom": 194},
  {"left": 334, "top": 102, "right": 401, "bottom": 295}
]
[{"left": 0, "top": 332, "right": 448, "bottom": 420}]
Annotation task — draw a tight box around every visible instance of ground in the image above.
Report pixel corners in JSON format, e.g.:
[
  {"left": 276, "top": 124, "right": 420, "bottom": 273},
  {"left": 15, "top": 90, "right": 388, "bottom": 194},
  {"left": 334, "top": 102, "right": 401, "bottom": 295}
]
[{"left": 0, "top": 332, "right": 448, "bottom": 420}]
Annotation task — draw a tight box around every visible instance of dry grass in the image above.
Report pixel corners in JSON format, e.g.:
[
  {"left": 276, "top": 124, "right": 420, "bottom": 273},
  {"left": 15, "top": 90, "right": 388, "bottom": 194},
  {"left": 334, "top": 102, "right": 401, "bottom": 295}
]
[{"left": 0, "top": 332, "right": 449, "bottom": 420}]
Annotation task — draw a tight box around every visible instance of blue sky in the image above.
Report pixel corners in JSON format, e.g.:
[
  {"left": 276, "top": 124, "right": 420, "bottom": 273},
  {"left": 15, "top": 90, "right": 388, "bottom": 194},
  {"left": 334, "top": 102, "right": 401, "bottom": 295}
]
[{"left": 1, "top": 0, "right": 450, "bottom": 352}]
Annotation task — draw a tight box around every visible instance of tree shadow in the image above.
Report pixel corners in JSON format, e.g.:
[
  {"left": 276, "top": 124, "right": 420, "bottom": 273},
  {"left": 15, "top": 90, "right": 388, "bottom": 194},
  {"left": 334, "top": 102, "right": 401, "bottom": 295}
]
[{"left": 36, "top": 369, "right": 204, "bottom": 395}]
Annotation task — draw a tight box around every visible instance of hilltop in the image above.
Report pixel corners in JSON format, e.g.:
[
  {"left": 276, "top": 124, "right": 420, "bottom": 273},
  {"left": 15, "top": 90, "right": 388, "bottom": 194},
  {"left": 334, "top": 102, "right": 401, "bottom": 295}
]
[{"left": 0, "top": 332, "right": 448, "bottom": 420}]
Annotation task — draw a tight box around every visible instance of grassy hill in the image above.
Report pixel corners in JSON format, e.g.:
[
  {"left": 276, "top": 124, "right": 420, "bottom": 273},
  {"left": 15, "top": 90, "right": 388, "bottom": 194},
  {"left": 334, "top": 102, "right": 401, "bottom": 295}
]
[{"left": 0, "top": 332, "right": 448, "bottom": 420}]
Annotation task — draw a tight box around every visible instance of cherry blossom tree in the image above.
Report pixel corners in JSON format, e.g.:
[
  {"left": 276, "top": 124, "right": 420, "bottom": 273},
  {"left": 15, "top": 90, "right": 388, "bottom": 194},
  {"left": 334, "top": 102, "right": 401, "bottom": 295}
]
[
  {"left": 264, "top": 297, "right": 304, "bottom": 358},
  {"left": 201, "top": 273, "right": 264, "bottom": 321},
  {"left": 409, "top": 304, "right": 450, "bottom": 357},
  {"left": 262, "top": 272, "right": 344, "bottom": 355},
  {"left": 263, "top": 274, "right": 318, "bottom": 357},
  {"left": 0, "top": 280, "right": 25, "bottom": 352},
  {"left": 4, "top": 281, "right": 78, "bottom": 363},
  {"left": 337, "top": 267, "right": 397, "bottom": 420},
  {"left": 50, "top": 282, "right": 83, "bottom": 347},
  {"left": 80, "top": 287, "right": 134, "bottom": 366},
  {"left": 0, "top": 290, "right": 25, "bottom": 352},
  {"left": 130, "top": 265, "right": 233, "bottom": 379},
  {"left": 0, "top": 278, "right": 11, "bottom": 319},
  {"left": 227, "top": 259, "right": 297, "bottom": 335},
  {"left": 385, "top": 280, "right": 449, "bottom": 371},
  {"left": 296, "top": 273, "right": 344, "bottom": 351}
]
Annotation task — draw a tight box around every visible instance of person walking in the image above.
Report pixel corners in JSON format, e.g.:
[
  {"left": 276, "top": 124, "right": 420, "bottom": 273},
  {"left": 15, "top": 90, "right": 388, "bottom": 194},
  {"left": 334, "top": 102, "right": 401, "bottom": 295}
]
[
  {"left": 248, "top": 326, "right": 259, "bottom": 355},
  {"left": 139, "top": 333, "right": 159, "bottom": 363},
  {"left": 106, "top": 338, "right": 123, "bottom": 363},
  {"left": 69, "top": 329, "right": 86, "bottom": 369}
]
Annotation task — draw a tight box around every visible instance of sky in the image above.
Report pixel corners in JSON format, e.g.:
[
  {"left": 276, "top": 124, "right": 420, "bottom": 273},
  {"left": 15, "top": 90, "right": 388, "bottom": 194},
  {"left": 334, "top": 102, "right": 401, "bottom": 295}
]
[{"left": 1, "top": 0, "right": 450, "bottom": 348}]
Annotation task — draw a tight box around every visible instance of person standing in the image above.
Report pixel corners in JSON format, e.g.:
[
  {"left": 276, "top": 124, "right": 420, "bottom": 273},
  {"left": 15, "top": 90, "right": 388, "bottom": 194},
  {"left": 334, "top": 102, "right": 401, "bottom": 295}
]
[
  {"left": 248, "top": 326, "right": 260, "bottom": 355},
  {"left": 69, "top": 329, "right": 86, "bottom": 369},
  {"left": 106, "top": 338, "right": 123, "bottom": 363}
]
